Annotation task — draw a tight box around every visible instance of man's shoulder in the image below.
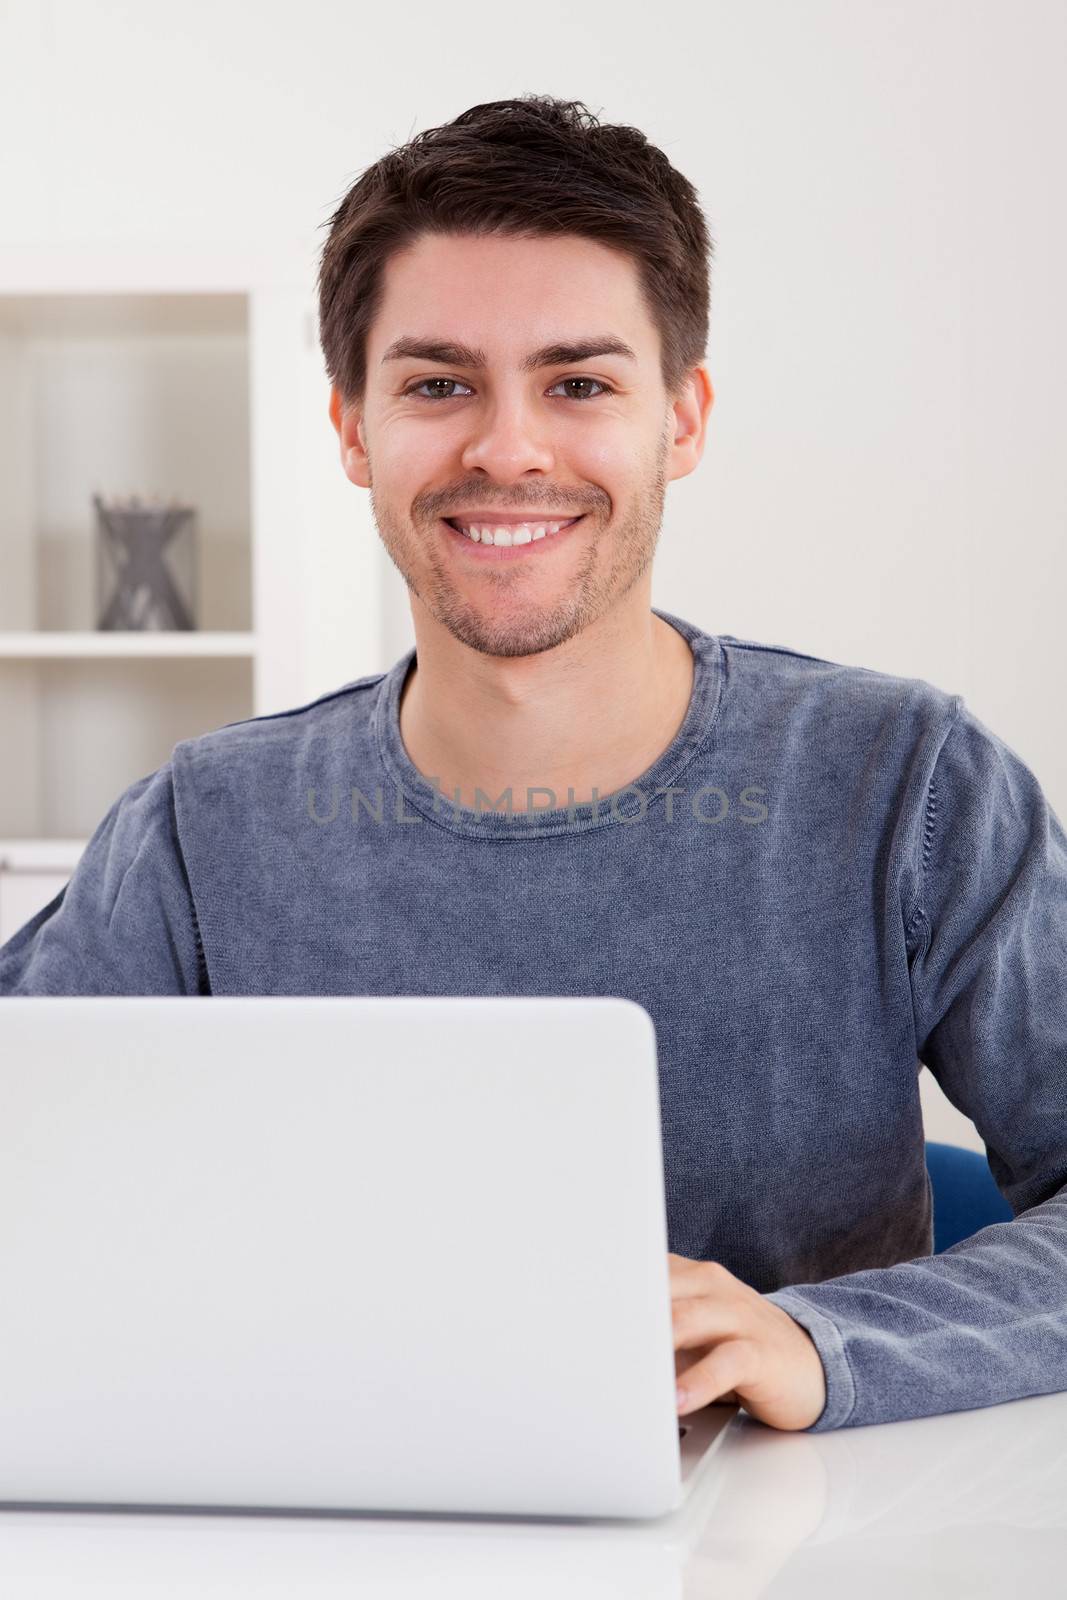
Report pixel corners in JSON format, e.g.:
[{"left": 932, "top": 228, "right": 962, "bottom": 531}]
[{"left": 716, "top": 631, "right": 959, "bottom": 735}]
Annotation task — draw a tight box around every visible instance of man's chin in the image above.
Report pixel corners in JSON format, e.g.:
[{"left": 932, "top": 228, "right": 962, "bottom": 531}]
[{"left": 435, "top": 603, "right": 589, "bottom": 662}]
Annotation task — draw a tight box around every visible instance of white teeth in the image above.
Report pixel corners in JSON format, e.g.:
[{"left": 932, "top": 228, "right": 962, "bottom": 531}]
[{"left": 452, "top": 518, "right": 574, "bottom": 546}]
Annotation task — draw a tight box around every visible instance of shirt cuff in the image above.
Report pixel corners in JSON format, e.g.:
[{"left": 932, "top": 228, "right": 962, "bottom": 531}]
[{"left": 762, "top": 1288, "right": 858, "bottom": 1431}]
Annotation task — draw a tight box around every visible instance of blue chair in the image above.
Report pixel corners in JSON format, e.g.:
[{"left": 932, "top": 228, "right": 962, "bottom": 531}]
[{"left": 925, "top": 1141, "right": 1014, "bottom": 1253}]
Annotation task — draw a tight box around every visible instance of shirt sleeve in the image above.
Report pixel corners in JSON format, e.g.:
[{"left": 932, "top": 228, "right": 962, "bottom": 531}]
[
  {"left": 0, "top": 762, "right": 209, "bottom": 996},
  {"left": 763, "top": 695, "right": 1067, "bottom": 1431}
]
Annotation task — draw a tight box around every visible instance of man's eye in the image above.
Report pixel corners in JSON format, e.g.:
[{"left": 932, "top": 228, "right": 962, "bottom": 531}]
[
  {"left": 403, "top": 378, "right": 474, "bottom": 401},
  {"left": 550, "top": 377, "right": 613, "bottom": 401},
  {"left": 402, "top": 377, "right": 614, "bottom": 402}
]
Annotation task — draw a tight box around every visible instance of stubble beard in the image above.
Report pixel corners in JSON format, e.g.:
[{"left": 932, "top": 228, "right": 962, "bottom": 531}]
[{"left": 369, "top": 423, "right": 671, "bottom": 661}]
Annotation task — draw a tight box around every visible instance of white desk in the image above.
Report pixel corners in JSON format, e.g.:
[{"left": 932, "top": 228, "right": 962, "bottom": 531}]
[{"left": 1, "top": 1391, "right": 1064, "bottom": 1595}]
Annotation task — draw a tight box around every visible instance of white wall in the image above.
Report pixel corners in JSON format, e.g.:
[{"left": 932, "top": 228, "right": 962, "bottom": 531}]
[{"left": 4, "top": 0, "right": 1064, "bottom": 1153}]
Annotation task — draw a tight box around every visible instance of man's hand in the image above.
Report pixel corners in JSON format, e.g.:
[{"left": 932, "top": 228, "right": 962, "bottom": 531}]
[{"left": 669, "top": 1253, "right": 827, "bottom": 1432}]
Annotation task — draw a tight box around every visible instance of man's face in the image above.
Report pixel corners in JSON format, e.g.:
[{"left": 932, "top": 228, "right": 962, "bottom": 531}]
[{"left": 331, "top": 230, "right": 709, "bottom": 659}]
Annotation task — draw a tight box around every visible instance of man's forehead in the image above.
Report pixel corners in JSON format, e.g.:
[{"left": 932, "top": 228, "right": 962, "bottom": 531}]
[{"left": 368, "top": 232, "right": 654, "bottom": 369}]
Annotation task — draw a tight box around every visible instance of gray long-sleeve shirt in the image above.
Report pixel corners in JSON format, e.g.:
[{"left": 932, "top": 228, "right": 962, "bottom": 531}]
[{"left": 2, "top": 606, "right": 1065, "bottom": 1432}]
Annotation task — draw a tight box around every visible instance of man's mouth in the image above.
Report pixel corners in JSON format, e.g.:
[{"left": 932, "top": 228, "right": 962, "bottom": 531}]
[{"left": 440, "top": 515, "right": 585, "bottom": 557}]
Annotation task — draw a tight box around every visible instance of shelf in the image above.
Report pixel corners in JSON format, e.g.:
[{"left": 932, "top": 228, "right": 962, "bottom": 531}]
[
  {"left": 0, "top": 293, "right": 247, "bottom": 339},
  {"left": 0, "top": 632, "right": 257, "bottom": 659},
  {"left": 0, "top": 839, "right": 87, "bottom": 871}
]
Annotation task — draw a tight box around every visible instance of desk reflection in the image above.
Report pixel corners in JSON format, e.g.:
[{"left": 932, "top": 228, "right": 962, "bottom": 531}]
[{"left": 0, "top": 1393, "right": 1064, "bottom": 1598}]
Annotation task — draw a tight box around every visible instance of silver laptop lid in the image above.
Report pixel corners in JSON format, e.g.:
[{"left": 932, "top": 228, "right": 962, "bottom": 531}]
[{"left": 0, "top": 996, "right": 691, "bottom": 1518}]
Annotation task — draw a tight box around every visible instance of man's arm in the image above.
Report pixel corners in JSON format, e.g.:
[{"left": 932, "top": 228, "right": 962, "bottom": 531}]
[
  {"left": 763, "top": 697, "right": 1067, "bottom": 1431},
  {"left": 0, "top": 762, "right": 208, "bottom": 996}
]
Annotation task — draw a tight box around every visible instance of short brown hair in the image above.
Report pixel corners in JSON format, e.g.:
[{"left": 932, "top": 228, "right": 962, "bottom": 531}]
[{"left": 317, "top": 95, "right": 714, "bottom": 411}]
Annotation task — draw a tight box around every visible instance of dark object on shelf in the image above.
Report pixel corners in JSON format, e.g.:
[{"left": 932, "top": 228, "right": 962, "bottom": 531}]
[{"left": 94, "top": 493, "right": 198, "bottom": 631}]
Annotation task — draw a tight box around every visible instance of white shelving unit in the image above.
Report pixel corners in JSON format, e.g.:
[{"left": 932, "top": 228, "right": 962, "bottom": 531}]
[{"left": 0, "top": 271, "right": 388, "bottom": 942}]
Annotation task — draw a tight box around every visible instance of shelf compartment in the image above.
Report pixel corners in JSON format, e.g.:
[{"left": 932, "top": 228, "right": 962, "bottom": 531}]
[
  {"left": 0, "top": 291, "right": 252, "bottom": 634},
  {"left": 0, "top": 655, "right": 253, "bottom": 840}
]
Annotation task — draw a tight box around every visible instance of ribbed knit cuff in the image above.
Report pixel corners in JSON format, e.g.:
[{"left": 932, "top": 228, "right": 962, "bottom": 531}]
[{"left": 762, "top": 1289, "right": 857, "bottom": 1431}]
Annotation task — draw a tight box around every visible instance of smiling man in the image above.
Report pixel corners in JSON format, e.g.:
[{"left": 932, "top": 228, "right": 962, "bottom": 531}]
[
  {"left": 330, "top": 229, "right": 703, "bottom": 817},
  {"left": 3, "top": 96, "right": 1066, "bottom": 1438}
]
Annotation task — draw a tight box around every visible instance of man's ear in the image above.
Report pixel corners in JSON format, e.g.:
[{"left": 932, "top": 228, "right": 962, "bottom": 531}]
[
  {"left": 666, "top": 365, "right": 714, "bottom": 485},
  {"left": 328, "top": 387, "right": 370, "bottom": 488}
]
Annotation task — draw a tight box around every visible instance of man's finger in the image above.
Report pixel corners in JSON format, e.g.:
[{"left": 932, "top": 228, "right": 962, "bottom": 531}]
[
  {"left": 671, "top": 1294, "right": 739, "bottom": 1349},
  {"left": 667, "top": 1251, "right": 702, "bottom": 1273},
  {"left": 668, "top": 1255, "right": 732, "bottom": 1299},
  {"left": 676, "top": 1339, "right": 756, "bottom": 1415},
  {"left": 676, "top": 1347, "right": 740, "bottom": 1407}
]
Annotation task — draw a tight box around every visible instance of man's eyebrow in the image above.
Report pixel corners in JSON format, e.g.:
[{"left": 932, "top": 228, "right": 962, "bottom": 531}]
[{"left": 380, "top": 336, "right": 638, "bottom": 372}]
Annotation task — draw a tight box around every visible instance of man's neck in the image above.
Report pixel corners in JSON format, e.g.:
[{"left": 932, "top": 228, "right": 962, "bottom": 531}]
[{"left": 397, "top": 606, "right": 695, "bottom": 812}]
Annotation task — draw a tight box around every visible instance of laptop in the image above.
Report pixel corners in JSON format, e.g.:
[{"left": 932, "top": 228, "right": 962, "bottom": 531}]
[{"left": 0, "top": 995, "right": 739, "bottom": 1520}]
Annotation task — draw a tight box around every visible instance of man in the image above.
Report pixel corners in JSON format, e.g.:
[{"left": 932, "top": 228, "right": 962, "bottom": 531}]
[{"left": 3, "top": 96, "right": 1065, "bottom": 1436}]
